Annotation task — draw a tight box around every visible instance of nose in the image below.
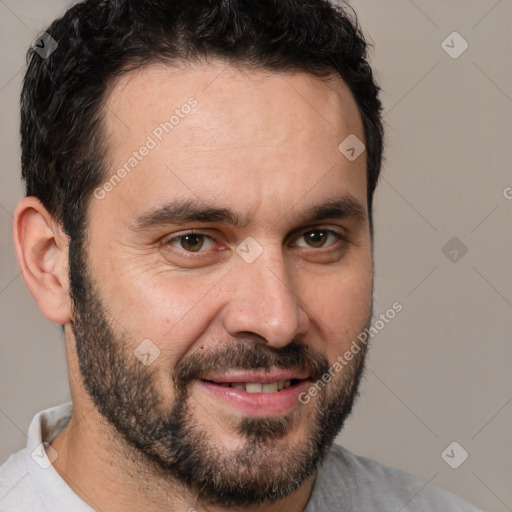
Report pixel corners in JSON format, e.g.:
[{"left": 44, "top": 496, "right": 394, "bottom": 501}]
[{"left": 221, "top": 248, "right": 310, "bottom": 349}]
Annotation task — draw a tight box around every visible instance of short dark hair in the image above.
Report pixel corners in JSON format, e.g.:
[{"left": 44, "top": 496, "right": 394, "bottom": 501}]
[{"left": 20, "top": 0, "right": 383, "bottom": 240}]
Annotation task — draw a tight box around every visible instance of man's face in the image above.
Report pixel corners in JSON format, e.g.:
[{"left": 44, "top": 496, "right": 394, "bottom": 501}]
[{"left": 70, "top": 61, "right": 373, "bottom": 506}]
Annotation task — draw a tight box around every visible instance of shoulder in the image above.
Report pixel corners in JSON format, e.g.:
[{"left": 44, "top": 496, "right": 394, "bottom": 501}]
[
  {"left": 0, "top": 402, "right": 74, "bottom": 512},
  {"left": 0, "top": 448, "right": 40, "bottom": 511},
  {"left": 307, "top": 443, "right": 481, "bottom": 511}
]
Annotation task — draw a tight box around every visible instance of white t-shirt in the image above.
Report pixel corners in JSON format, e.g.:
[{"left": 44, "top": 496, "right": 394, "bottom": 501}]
[{"left": 0, "top": 403, "right": 481, "bottom": 511}]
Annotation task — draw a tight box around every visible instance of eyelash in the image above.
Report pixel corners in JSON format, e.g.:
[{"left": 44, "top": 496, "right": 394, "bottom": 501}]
[{"left": 162, "top": 228, "right": 348, "bottom": 256}]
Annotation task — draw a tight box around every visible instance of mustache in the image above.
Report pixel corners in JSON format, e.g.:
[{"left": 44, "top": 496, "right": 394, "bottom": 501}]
[{"left": 173, "top": 340, "right": 330, "bottom": 384}]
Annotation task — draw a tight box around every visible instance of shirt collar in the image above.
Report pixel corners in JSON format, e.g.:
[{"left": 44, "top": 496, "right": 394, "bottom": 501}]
[{"left": 26, "top": 402, "right": 94, "bottom": 511}]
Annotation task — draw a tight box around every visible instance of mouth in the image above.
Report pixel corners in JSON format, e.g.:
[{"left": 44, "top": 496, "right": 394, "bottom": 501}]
[{"left": 195, "top": 370, "right": 312, "bottom": 416}]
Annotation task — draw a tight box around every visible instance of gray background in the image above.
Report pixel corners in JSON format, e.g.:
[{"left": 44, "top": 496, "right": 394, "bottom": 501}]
[{"left": 1, "top": 1, "right": 511, "bottom": 510}]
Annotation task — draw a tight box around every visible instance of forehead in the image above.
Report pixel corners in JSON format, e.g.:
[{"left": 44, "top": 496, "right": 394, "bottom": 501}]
[
  {"left": 103, "top": 60, "right": 363, "bottom": 148},
  {"left": 95, "top": 60, "right": 367, "bottom": 228}
]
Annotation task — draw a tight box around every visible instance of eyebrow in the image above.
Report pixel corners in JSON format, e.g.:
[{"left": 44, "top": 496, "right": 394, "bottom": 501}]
[{"left": 129, "top": 194, "right": 367, "bottom": 232}]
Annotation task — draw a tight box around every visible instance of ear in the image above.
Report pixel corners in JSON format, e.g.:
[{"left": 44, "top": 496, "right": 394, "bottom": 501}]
[{"left": 12, "top": 197, "right": 71, "bottom": 325}]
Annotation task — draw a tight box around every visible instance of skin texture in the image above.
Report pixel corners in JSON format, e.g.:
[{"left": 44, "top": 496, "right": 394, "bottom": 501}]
[{"left": 13, "top": 60, "right": 374, "bottom": 512}]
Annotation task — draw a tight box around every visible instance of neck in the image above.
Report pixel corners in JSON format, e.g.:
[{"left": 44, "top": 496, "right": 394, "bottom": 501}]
[{"left": 50, "top": 404, "right": 315, "bottom": 512}]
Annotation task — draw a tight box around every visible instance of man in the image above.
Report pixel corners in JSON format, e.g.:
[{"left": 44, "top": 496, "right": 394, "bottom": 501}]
[{"left": 0, "top": 0, "right": 480, "bottom": 510}]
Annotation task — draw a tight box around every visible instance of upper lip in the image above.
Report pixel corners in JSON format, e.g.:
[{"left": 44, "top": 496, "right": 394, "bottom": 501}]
[{"left": 201, "top": 368, "right": 310, "bottom": 384}]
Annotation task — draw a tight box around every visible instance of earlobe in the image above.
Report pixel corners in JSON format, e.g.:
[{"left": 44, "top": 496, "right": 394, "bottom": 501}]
[{"left": 12, "top": 197, "right": 71, "bottom": 325}]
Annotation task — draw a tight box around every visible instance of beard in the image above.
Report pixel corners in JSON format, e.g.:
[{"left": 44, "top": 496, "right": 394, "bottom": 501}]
[{"left": 68, "top": 234, "right": 370, "bottom": 507}]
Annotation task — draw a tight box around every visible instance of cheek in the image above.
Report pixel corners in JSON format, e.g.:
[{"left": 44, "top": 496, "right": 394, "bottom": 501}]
[
  {"left": 99, "top": 264, "right": 224, "bottom": 360},
  {"left": 302, "top": 263, "right": 373, "bottom": 352}
]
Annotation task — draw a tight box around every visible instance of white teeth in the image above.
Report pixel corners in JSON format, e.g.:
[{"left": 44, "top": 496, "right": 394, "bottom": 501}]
[
  {"left": 245, "top": 383, "right": 263, "bottom": 393},
  {"left": 262, "top": 382, "right": 279, "bottom": 393},
  {"left": 238, "top": 381, "right": 293, "bottom": 392},
  {"left": 213, "top": 380, "right": 297, "bottom": 392}
]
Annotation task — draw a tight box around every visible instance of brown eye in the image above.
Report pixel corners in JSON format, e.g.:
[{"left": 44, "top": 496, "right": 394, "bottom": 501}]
[
  {"left": 166, "top": 232, "right": 215, "bottom": 253},
  {"left": 178, "top": 234, "right": 204, "bottom": 252},
  {"left": 304, "top": 230, "right": 328, "bottom": 248},
  {"left": 296, "top": 229, "right": 342, "bottom": 249}
]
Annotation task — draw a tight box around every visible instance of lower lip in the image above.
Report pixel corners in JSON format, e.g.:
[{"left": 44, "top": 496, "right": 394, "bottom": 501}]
[{"left": 196, "top": 380, "right": 310, "bottom": 416}]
